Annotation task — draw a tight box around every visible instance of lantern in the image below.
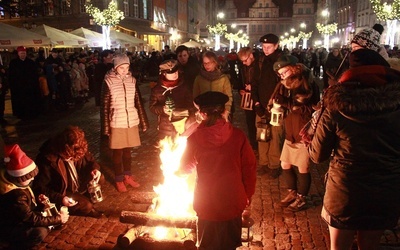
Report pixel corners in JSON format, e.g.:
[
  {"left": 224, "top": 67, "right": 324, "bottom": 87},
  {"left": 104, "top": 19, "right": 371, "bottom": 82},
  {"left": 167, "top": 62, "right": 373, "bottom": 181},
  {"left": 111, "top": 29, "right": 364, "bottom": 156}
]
[
  {"left": 39, "top": 194, "right": 59, "bottom": 217},
  {"left": 256, "top": 119, "right": 271, "bottom": 142},
  {"left": 270, "top": 102, "right": 284, "bottom": 126},
  {"left": 88, "top": 180, "right": 104, "bottom": 203},
  {"left": 241, "top": 207, "right": 254, "bottom": 245},
  {"left": 240, "top": 92, "right": 253, "bottom": 110}
]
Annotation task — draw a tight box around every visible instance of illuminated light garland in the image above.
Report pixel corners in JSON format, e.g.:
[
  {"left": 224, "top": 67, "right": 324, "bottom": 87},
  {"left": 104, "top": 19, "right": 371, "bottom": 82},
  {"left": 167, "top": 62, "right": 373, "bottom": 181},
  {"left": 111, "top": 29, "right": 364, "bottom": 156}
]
[
  {"left": 206, "top": 23, "right": 227, "bottom": 36},
  {"left": 316, "top": 23, "right": 338, "bottom": 35},
  {"left": 370, "top": 0, "right": 400, "bottom": 21},
  {"left": 85, "top": 0, "right": 125, "bottom": 26},
  {"left": 298, "top": 31, "right": 313, "bottom": 40}
]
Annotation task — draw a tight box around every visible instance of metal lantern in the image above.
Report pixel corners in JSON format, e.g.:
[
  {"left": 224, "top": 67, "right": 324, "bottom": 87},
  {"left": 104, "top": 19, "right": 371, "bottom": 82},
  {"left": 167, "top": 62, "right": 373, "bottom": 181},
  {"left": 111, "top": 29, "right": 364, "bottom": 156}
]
[
  {"left": 240, "top": 92, "right": 253, "bottom": 110},
  {"left": 270, "top": 102, "right": 284, "bottom": 126},
  {"left": 241, "top": 207, "right": 254, "bottom": 245},
  {"left": 88, "top": 180, "right": 103, "bottom": 203},
  {"left": 256, "top": 119, "right": 271, "bottom": 142}
]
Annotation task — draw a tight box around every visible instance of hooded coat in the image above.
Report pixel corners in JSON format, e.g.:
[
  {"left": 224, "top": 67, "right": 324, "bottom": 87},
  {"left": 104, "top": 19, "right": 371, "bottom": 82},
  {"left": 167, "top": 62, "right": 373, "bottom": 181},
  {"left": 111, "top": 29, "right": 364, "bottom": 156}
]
[
  {"left": 180, "top": 119, "right": 257, "bottom": 221},
  {"left": 308, "top": 65, "right": 400, "bottom": 230}
]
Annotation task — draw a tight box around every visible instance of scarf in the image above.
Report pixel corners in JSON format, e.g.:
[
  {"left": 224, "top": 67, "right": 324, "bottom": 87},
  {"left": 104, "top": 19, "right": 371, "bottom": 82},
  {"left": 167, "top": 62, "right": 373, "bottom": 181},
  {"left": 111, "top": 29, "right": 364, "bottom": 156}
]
[{"left": 199, "top": 68, "right": 223, "bottom": 82}]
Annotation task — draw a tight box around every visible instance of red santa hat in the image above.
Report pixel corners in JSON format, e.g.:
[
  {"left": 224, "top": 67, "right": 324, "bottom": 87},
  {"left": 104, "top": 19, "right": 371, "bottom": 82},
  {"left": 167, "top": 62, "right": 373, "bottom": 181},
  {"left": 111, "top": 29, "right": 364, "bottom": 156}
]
[{"left": 4, "top": 144, "right": 38, "bottom": 183}]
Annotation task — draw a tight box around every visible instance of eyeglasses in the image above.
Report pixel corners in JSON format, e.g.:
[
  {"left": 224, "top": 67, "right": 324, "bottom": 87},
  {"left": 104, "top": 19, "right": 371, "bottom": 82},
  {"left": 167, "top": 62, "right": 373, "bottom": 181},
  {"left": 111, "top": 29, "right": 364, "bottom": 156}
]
[
  {"left": 241, "top": 54, "right": 251, "bottom": 63},
  {"left": 277, "top": 69, "right": 290, "bottom": 78}
]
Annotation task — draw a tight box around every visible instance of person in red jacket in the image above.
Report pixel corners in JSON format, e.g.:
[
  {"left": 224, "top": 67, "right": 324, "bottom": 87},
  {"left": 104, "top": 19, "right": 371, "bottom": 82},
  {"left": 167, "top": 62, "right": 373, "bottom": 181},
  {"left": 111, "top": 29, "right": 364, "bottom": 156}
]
[{"left": 178, "top": 91, "right": 257, "bottom": 249}]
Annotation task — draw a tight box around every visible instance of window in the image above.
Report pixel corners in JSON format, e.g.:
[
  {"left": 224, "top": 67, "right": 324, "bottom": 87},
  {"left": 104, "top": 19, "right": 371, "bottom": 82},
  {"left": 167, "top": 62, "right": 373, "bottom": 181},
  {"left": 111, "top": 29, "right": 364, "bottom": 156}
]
[
  {"left": 265, "top": 12, "right": 269, "bottom": 18},
  {"left": 123, "top": 0, "right": 129, "bottom": 16},
  {"left": 251, "top": 25, "right": 256, "bottom": 32},
  {"left": 306, "top": 8, "right": 311, "bottom": 14},
  {"left": 142, "top": 0, "right": 147, "bottom": 19},
  {"left": 271, "top": 24, "right": 276, "bottom": 32},
  {"left": 10, "top": 0, "right": 20, "bottom": 18},
  {"left": 298, "top": 8, "right": 303, "bottom": 14},
  {"left": 259, "top": 12, "right": 262, "bottom": 18},
  {"left": 61, "top": 0, "right": 72, "bottom": 15},
  {"left": 265, "top": 24, "right": 270, "bottom": 32},
  {"left": 240, "top": 12, "right": 246, "bottom": 18},
  {"left": 79, "top": 0, "right": 86, "bottom": 13},
  {"left": 44, "top": 0, "right": 54, "bottom": 16},
  {"left": 133, "top": 0, "right": 139, "bottom": 18},
  {"left": 258, "top": 25, "right": 262, "bottom": 32},
  {"left": 0, "top": 7, "right": 4, "bottom": 19},
  {"left": 27, "top": 0, "right": 38, "bottom": 17}
]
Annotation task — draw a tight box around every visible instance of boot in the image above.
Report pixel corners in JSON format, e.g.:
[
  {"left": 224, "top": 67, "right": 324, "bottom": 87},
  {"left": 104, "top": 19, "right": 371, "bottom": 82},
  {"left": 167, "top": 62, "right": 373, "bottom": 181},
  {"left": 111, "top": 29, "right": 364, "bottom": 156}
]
[
  {"left": 280, "top": 189, "right": 297, "bottom": 207},
  {"left": 124, "top": 175, "right": 140, "bottom": 188},
  {"left": 116, "top": 181, "right": 127, "bottom": 192}
]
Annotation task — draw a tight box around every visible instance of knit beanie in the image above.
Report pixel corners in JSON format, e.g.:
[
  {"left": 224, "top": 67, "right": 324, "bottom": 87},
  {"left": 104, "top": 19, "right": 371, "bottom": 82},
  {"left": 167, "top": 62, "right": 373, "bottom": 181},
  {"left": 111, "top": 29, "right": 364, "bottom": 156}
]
[
  {"left": 351, "top": 28, "right": 381, "bottom": 52},
  {"left": 113, "top": 53, "right": 130, "bottom": 69},
  {"left": 4, "top": 144, "right": 38, "bottom": 183}
]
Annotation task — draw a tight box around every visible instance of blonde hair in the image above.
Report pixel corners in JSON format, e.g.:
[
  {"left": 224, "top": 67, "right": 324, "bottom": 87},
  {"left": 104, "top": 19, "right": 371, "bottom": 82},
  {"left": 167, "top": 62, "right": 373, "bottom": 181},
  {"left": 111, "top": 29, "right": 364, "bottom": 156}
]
[{"left": 238, "top": 47, "right": 252, "bottom": 58}]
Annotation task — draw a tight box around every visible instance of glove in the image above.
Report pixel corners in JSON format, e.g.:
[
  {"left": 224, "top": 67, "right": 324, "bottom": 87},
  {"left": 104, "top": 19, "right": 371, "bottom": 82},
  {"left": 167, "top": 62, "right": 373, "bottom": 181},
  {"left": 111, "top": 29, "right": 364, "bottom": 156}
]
[
  {"left": 274, "top": 94, "right": 286, "bottom": 105},
  {"left": 254, "top": 104, "right": 265, "bottom": 117}
]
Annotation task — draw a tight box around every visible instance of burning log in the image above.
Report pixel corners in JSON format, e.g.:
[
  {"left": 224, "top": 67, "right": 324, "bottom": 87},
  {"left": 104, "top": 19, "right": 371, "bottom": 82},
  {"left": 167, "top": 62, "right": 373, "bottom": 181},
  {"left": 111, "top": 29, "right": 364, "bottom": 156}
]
[
  {"left": 120, "top": 211, "right": 197, "bottom": 229},
  {"left": 117, "top": 227, "right": 138, "bottom": 248},
  {"left": 130, "top": 237, "right": 196, "bottom": 250}
]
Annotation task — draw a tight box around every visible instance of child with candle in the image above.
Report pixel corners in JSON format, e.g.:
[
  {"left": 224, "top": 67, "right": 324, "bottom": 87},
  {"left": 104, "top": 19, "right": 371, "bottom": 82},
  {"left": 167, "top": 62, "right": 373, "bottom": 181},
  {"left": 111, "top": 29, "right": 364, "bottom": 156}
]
[{"left": 0, "top": 144, "right": 68, "bottom": 248}]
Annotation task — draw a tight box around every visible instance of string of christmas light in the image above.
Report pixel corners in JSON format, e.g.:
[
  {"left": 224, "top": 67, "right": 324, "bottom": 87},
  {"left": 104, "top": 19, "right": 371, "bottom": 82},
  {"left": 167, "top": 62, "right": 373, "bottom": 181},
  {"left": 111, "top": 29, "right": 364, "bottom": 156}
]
[
  {"left": 316, "top": 23, "right": 338, "bottom": 35},
  {"left": 206, "top": 23, "right": 227, "bottom": 36},
  {"left": 370, "top": 0, "right": 400, "bottom": 21},
  {"left": 85, "top": 0, "right": 124, "bottom": 26}
]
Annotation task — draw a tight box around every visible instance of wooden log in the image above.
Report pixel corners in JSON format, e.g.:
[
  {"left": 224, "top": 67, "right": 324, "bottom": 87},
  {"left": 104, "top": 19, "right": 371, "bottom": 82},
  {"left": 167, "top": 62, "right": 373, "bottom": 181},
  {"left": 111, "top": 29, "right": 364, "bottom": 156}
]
[
  {"left": 118, "top": 227, "right": 138, "bottom": 248},
  {"left": 120, "top": 211, "right": 197, "bottom": 229}
]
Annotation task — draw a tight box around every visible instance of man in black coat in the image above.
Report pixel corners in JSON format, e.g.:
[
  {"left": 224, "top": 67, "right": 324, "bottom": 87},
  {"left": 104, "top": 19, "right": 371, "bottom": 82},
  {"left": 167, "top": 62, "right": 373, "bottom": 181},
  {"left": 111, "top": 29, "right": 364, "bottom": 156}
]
[{"left": 8, "top": 46, "right": 41, "bottom": 119}]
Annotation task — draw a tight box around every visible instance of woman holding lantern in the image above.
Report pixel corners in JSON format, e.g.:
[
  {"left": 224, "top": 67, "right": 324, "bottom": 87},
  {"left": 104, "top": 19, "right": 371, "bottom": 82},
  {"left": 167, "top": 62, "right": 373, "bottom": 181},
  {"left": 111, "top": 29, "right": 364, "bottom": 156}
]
[{"left": 271, "top": 55, "right": 320, "bottom": 212}]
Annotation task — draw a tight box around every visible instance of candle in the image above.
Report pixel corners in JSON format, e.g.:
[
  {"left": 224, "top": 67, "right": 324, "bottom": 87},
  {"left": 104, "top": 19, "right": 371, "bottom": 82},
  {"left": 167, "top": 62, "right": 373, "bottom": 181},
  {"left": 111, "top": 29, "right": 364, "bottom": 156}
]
[
  {"left": 68, "top": 198, "right": 75, "bottom": 204},
  {"left": 260, "top": 131, "right": 265, "bottom": 141}
]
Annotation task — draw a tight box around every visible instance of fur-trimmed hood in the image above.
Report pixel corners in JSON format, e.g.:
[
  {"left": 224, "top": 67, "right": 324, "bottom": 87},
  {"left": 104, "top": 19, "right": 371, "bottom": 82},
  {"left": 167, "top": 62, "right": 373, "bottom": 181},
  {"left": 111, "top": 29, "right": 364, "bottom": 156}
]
[{"left": 324, "top": 65, "right": 400, "bottom": 122}]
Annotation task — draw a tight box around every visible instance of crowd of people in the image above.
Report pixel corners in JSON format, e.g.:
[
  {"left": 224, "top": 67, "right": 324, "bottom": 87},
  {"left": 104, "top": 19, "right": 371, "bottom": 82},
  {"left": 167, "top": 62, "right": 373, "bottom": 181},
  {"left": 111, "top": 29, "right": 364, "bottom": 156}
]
[{"left": 0, "top": 23, "right": 399, "bottom": 249}]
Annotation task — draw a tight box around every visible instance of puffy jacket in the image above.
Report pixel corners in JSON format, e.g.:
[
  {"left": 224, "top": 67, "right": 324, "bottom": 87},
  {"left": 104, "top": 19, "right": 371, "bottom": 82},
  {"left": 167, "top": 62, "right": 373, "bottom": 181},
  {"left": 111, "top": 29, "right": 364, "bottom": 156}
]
[
  {"left": 101, "top": 70, "right": 149, "bottom": 136},
  {"left": 309, "top": 65, "right": 400, "bottom": 230}
]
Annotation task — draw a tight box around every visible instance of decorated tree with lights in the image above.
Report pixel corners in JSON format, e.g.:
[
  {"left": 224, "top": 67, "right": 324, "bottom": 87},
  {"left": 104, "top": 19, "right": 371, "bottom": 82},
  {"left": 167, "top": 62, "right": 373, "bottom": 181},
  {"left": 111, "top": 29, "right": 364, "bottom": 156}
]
[
  {"left": 316, "top": 23, "right": 337, "bottom": 48},
  {"left": 370, "top": 0, "right": 400, "bottom": 48},
  {"left": 85, "top": 0, "right": 124, "bottom": 49},
  {"left": 298, "top": 31, "right": 313, "bottom": 49},
  {"left": 207, "top": 23, "right": 227, "bottom": 50}
]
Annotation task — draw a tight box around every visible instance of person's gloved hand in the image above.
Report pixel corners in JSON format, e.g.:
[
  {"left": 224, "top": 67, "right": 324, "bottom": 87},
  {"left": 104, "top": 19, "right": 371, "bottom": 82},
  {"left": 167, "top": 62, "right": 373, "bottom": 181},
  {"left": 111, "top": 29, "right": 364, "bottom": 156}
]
[
  {"left": 274, "top": 94, "right": 286, "bottom": 105},
  {"left": 254, "top": 104, "right": 265, "bottom": 117}
]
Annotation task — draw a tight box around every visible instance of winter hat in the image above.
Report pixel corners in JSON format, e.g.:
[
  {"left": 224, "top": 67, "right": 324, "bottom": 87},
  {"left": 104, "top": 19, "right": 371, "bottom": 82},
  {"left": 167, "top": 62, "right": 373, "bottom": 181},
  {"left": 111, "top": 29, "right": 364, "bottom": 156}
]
[
  {"left": 113, "top": 53, "right": 130, "bottom": 69},
  {"left": 259, "top": 33, "right": 279, "bottom": 44},
  {"left": 194, "top": 91, "right": 229, "bottom": 108},
  {"left": 273, "top": 55, "right": 299, "bottom": 71},
  {"left": 16, "top": 46, "right": 26, "bottom": 52},
  {"left": 159, "top": 59, "right": 179, "bottom": 74},
  {"left": 372, "top": 23, "right": 384, "bottom": 35},
  {"left": 4, "top": 144, "right": 38, "bottom": 183},
  {"left": 351, "top": 28, "right": 381, "bottom": 52}
]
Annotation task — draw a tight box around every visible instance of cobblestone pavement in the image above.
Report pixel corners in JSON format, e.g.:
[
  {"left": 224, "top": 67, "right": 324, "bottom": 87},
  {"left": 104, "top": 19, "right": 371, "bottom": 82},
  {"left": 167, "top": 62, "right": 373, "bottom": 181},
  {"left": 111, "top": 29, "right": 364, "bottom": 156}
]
[{"left": 1, "top": 82, "right": 399, "bottom": 250}]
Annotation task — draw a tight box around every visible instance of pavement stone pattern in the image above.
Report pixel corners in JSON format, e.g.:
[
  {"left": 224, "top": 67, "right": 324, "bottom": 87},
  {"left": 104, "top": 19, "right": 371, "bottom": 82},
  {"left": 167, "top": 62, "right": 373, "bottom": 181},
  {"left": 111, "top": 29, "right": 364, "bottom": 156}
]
[{"left": 0, "top": 81, "right": 399, "bottom": 250}]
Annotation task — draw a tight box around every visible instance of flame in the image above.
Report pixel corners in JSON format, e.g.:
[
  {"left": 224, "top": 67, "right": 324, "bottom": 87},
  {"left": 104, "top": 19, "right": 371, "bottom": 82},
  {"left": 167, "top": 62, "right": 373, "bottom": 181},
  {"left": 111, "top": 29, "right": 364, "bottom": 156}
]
[{"left": 152, "top": 135, "right": 195, "bottom": 240}]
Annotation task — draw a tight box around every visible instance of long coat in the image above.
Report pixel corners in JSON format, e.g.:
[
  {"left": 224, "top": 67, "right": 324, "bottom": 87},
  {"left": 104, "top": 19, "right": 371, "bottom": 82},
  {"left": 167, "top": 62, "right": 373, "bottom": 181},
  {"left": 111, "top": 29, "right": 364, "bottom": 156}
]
[
  {"left": 8, "top": 57, "right": 40, "bottom": 118},
  {"left": 308, "top": 65, "right": 400, "bottom": 230}
]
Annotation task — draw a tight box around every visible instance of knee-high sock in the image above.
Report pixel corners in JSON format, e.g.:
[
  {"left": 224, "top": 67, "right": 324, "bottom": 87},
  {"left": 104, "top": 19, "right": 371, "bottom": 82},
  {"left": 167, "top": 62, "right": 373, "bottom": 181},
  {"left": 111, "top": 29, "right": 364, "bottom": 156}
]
[
  {"left": 297, "top": 172, "right": 311, "bottom": 196},
  {"left": 282, "top": 168, "right": 297, "bottom": 190}
]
